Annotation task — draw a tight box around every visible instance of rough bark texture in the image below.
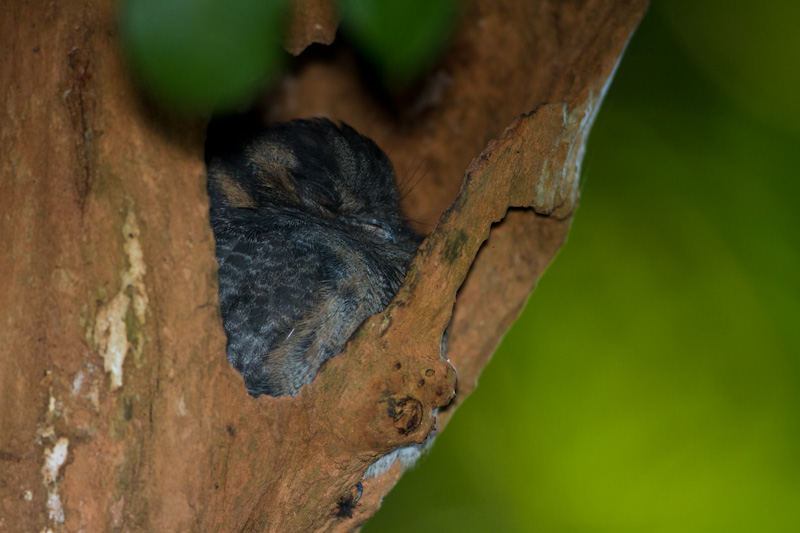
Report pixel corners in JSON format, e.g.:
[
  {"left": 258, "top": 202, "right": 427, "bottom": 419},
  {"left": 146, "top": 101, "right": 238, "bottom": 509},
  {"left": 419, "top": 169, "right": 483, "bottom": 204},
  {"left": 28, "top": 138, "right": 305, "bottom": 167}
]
[{"left": 0, "top": 0, "right": 647, "bottom": 531}]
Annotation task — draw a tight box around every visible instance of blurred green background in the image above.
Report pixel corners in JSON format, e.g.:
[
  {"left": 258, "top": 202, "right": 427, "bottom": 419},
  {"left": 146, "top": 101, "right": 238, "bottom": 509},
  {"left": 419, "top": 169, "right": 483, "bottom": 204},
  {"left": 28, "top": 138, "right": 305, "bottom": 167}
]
[
  {"left": 120, "top": 0, "right": 459, "bottom": 109},
  {"left": 366, "top": 2, "right": 800, "bottom": 531}
]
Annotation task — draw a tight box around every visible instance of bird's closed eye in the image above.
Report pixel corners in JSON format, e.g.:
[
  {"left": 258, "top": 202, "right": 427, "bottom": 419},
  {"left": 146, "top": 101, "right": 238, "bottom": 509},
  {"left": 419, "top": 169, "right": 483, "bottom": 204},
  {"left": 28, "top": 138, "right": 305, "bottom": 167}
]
[{"left": 355, "top": 218, "right": 397, "bottom": 242}]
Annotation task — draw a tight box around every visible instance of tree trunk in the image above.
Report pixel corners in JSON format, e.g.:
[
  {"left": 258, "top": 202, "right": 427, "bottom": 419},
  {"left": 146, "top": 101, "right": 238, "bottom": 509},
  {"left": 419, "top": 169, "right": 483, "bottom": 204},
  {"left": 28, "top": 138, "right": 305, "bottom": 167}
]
[{"left": 0, "top": 0, "right": 647, "bottom": 530}]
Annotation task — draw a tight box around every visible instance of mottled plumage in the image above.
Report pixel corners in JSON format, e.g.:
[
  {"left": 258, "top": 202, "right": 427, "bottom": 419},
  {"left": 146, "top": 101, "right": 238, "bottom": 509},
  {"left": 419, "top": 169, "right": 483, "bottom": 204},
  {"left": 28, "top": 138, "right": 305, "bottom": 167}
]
[{"left": 207, "top": 118, "right": 421, "bottom": 397}]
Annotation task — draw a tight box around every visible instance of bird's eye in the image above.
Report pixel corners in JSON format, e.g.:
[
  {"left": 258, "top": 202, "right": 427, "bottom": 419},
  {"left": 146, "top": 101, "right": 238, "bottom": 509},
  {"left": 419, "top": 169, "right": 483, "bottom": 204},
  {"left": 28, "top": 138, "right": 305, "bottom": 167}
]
[{"left": 357, "top": 219, "right": 397, "bottom": 242}]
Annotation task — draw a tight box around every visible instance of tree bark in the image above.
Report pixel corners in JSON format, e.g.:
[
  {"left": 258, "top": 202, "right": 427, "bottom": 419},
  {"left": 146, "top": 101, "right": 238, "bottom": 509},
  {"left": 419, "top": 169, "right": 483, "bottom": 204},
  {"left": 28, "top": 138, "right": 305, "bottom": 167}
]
[{"left": 0, "top": 0, "right": 647, "bottom": 531}]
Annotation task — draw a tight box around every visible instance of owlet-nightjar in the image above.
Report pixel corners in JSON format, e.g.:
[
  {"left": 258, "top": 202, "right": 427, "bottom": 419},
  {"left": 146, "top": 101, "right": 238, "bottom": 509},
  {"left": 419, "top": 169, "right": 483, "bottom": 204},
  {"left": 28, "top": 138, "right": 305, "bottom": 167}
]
[{"left": 207, "top": 118, "right": 421, "bottom": 397}]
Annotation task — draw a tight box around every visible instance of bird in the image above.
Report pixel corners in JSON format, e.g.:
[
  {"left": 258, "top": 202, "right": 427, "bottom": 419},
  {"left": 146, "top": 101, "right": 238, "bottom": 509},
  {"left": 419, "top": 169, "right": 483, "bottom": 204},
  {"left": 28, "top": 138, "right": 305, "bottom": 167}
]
[{"left": 206, "top": 118, "right": 421, "bottom": 397}]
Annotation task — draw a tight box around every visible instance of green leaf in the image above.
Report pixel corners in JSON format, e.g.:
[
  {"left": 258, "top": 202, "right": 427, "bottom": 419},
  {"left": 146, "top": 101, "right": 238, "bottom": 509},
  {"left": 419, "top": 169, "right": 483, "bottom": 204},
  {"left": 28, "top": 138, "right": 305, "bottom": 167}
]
[
  {"left": 120, "top": 0, "right": 288, "bottom": 112},
  {"left": 340, "top": 0, "right": 460, "bottom": 86}
]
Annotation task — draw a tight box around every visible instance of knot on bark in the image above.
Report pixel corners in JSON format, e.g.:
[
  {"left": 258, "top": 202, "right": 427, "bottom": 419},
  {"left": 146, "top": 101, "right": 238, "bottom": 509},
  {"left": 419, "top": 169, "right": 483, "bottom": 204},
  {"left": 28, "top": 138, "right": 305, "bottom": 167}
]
[{"left": 383, "top": 395, "right": 423, "bottom": 435}]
